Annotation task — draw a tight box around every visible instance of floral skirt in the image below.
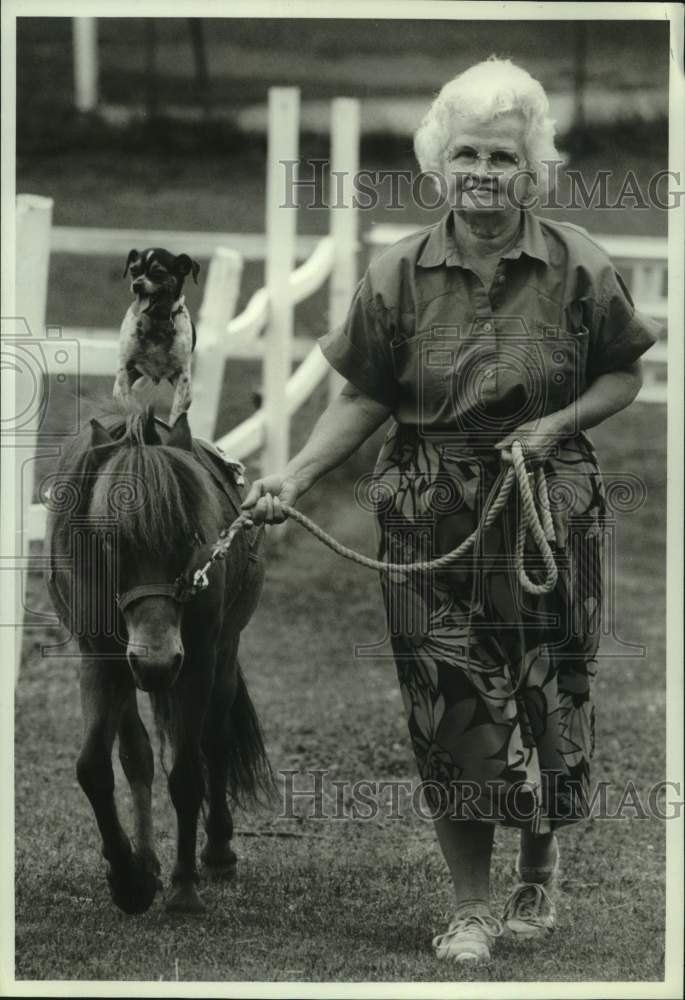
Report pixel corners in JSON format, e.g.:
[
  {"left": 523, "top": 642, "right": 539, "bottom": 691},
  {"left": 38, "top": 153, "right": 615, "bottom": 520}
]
[{"left": 372, "top": 423, "right": 607, "bottom": 832}]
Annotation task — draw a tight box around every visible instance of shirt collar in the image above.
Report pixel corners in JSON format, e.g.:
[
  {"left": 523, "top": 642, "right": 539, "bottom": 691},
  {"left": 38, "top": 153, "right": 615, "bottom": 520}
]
[{"left": 417, "top": 210, "right": 549, "bottom": 268}]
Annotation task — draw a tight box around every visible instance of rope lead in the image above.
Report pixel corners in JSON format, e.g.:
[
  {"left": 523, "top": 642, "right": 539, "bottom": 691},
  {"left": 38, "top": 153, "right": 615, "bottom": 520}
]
[
  {"left": 204, "top": 442, "right": 557, "bottom": 597},
  {"left": 259, "top": 441, "right": 559, "bottom": 596}
]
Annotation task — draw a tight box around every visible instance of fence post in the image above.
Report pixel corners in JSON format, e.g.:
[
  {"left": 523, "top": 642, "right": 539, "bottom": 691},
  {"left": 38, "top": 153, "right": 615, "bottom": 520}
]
[
  {"left": 13, "top": 194, "right": 53, "bottom": 682},
  {"left": 16, "top": 195, "right": 53, "bottom": 341},
  {"left": 191, "top": 247, "right": 243, "bottom": 441},
  {"left": 73, "top": 17, "right": 99, "bottom": 113},
  {"left": 263, "top": 87, "right": 300, "bottom": 478},
  {"left": 327, "top": 98, "right": 360, "bottom": 401}
]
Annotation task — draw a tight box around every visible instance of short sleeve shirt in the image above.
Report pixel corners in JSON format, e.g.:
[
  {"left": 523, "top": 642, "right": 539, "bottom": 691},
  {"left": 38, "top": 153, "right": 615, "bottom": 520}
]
[{"left": 318, "top": 211, "right": 661, "bottom": 436}]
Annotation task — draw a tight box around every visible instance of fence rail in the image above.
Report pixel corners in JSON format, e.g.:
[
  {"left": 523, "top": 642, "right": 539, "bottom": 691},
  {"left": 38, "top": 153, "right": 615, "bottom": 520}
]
[{"left": 50, "top": 226, "right": 321, "bottom": 262}]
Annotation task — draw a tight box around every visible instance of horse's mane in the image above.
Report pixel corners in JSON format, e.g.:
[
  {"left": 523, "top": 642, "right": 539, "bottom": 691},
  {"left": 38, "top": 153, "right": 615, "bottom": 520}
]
[
  {"left": 92, "top": 442, "right": 212, "bottom": 556},
  {"left": 52, "top": 408, "right": 218, "bottom": 561}
]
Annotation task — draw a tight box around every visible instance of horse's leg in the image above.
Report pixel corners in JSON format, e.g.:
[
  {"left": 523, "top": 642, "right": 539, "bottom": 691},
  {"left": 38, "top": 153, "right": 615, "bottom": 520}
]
[
  {"left": 165, "top": 665, "right": 212, "bottom": 914},
  {"left": 77, "top": 659, "right": 160, "bottom": 914},
  {"left": 117, "top": 692, "right": 161, "bottom": 881},
  {"left": 200, "top": 639, "right": 239, "bottom": 879}
]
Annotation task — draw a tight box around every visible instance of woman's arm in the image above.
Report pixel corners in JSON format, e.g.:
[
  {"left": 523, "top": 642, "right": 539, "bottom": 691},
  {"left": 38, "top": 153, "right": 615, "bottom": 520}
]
[
  {"left": 241, "top": 382, "right": 392, "bottom": 523},
  {"left": 495, "top": 362, "right": 643, "bottom": 464},
  {"left": 552, "top": 361, "right": 643, "bottom": 435}
]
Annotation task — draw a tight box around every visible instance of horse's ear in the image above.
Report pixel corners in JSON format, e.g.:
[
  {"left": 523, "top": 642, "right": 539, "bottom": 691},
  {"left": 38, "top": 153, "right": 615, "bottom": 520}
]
[
  {"left": 166, "top": 412, "right": 193, "bottom": 452},
  {"left": 90, "top": 419, "right": 115, "bottom": 448}
]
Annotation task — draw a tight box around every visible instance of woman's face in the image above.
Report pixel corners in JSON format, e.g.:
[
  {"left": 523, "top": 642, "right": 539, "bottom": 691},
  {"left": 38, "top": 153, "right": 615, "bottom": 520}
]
[{"left": 441, "top": 111, "right": 529, "bottom": 217}]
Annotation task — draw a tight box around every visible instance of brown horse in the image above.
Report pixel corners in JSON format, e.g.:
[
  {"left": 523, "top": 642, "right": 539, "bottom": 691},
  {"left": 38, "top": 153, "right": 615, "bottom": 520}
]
[{"left": 44, "top": 407, "right": 271, "bottom": 914}]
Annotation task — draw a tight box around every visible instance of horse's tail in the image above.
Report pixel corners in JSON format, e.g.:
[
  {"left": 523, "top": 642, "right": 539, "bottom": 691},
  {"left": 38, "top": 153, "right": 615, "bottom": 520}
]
[
  {"left": 150, "top": 662, "right": 273, "bottom": 807},
  {"left": 225, "top": 662, "right": 274, "bottom": 807}
]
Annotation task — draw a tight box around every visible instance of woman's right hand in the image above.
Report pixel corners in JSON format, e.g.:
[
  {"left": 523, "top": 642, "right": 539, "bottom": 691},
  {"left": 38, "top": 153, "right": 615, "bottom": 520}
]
[{"left": 240, "top": 473, "right": 302, "bottom": 524}]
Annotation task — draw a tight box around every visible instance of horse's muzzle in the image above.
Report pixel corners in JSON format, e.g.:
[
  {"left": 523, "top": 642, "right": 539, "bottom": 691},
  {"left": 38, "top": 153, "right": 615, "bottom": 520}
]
[{"left": 127, "top": 650, "right": 183, "bottom": 691}]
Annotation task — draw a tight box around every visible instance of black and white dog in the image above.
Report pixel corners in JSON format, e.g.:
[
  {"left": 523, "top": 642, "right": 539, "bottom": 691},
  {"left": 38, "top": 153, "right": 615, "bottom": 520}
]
[{"left": 114, "top": 248, "right": 200, "bottom": 424}]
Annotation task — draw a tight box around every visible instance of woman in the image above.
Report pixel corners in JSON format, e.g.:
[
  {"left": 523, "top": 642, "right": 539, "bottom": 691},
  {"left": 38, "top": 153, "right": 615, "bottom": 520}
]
[{"left": 242, "top": 58, "right": 660, "bottom": 963}]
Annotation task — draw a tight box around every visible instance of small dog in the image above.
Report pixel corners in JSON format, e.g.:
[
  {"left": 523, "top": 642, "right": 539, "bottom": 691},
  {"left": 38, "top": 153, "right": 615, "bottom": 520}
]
[{"left": 114, "top": 248, "right": 200, "bottom": 424}]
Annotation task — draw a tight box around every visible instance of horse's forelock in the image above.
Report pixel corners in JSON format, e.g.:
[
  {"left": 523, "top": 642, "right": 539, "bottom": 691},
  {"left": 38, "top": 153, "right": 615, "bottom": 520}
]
[{"left": 90, "top": 444, "right": 215, "bottom": 557}]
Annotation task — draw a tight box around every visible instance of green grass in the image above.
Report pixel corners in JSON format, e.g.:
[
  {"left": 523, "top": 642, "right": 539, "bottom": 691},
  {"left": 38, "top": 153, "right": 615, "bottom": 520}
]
[{"left": 15, "top": 402, "right": 667, "bottom": 982}]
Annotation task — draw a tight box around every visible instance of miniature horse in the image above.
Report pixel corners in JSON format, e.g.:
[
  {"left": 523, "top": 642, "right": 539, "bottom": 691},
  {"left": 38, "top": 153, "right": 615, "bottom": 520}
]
[{"left": 44, "top": 408, "right": 271, "bottom": 914}]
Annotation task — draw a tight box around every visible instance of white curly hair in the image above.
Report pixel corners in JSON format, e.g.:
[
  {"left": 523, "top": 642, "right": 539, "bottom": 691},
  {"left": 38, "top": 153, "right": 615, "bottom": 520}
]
[{"left": 414, "top": 57, "right": 560, "bottom": 197}]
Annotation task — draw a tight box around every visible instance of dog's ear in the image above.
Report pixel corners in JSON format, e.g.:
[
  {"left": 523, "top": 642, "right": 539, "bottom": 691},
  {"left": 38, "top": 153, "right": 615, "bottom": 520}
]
[
  {"left": 167, "top": 412, "right": 193, "bottom": 452},
  {"left": 176, "top": 254, "right": 200, "bottom": 285},
  {"left": 90, "top": 418, "right": 115, "bottom": 448},
  {"left": 123, "top": 249, "right": 140, "bottom": 278}
]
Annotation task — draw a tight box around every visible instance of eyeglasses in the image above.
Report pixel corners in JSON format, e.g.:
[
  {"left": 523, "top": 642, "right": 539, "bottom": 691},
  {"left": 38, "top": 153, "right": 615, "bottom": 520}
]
[{"left": 448, "top": 146, "right": 523, "bottom": 172}]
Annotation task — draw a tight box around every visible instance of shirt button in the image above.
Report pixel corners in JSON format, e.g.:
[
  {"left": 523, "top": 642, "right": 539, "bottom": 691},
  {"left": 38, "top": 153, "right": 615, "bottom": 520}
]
[{"left": 482, "top": 321, "right": 493, "bottom": 332}]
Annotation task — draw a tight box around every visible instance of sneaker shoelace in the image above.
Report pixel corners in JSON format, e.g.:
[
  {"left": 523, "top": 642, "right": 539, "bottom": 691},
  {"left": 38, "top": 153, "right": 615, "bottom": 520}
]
[
  {"left": 503, "top": 882, "right": 552, "bottom": 926},
  {"left": 433, "top": 912, "right": 504, "bottom": 949}
]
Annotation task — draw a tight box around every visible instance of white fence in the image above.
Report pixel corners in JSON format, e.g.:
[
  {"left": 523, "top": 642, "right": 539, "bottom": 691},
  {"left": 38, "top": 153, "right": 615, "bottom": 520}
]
[{"left": 16, "top": 90, "right": 360, "bottom": 549}]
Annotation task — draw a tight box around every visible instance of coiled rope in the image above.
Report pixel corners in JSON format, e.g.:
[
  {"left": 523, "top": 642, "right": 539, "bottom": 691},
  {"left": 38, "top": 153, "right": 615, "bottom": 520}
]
[{"left": 236, "top": 441, "right": 559, "bottom": 596}]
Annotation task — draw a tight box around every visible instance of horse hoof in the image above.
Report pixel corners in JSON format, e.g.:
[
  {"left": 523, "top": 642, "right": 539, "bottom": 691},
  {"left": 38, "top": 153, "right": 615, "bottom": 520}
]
[
  {"left": 165, "top": 884, "right": 206, "bottom": 914},
  {"left": 200, "top": 843, "right": 238, "bottom": 880},
  {"left": 107, "top": 852, "right": 162, "bottom": 915}
]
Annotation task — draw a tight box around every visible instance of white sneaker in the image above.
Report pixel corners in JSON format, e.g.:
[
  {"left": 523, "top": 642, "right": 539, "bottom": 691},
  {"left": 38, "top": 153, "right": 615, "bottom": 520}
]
[
  {"left": 502, "top": 881, "right": 556, "bottom": 939},
  {"left": 433, "top": 912, "right": 503, "bottom": 963}
]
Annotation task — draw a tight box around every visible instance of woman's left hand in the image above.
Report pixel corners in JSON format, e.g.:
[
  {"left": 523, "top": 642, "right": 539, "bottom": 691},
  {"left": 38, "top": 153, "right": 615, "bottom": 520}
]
[{"left": 494, "top": 414, "right": 567, "bottom": 466}]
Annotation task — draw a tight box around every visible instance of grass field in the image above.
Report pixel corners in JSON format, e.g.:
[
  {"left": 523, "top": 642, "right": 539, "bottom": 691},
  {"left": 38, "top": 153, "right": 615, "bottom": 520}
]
[{"left": 15, "top": 402, "right": 667, "bottom": 982}]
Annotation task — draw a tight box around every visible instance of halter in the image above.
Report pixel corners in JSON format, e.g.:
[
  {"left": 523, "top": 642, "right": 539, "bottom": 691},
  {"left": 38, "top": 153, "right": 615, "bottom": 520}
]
[{"left": 115, "top": 515, "right": 254, "bottom": 613}]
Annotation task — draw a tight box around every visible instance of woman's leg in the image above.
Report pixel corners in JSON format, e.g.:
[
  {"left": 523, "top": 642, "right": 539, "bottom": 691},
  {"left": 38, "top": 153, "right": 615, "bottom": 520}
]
[
  {"left": 518, "top": 827, "right": 558, "bottom": 880},
  {"left": 434, "top": 816, "right": 494, "bottom": 912},
  {"left": 520, "top": 830, "right": 558, "bottom": 882}
]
